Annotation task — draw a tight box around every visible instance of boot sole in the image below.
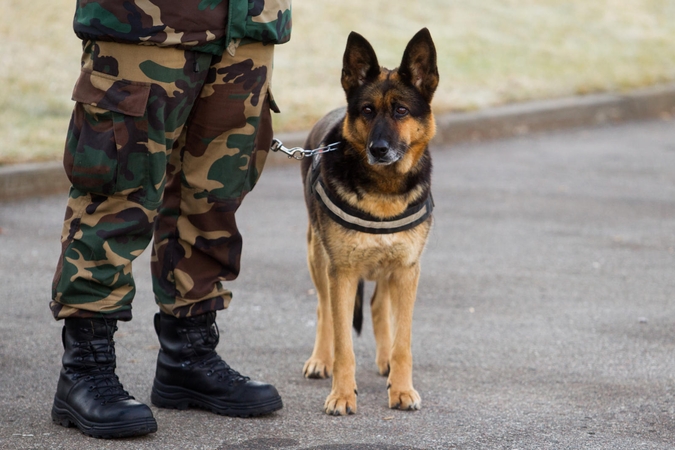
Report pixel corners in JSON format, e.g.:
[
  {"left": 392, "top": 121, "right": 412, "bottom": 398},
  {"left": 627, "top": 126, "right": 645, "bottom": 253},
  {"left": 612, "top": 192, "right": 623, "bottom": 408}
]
[
  {"left": 51, "top": 398, "right": 158, "bottom": 439},
  {"left": 151, "top": 379, "right": 283, "bottom": 417}
]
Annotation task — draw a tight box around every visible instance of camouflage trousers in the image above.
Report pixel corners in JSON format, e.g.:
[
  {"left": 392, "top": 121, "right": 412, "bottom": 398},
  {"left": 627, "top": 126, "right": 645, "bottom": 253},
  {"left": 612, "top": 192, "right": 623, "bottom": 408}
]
[{"left": 51, "top": 40, "right": 277, "bottom": 320}]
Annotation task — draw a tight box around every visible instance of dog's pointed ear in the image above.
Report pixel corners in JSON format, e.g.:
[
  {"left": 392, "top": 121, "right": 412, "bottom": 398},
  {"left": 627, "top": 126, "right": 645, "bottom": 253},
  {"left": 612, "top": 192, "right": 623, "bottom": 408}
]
[
  {"left": 398, "top": 28, "right": 439, "bottom": 102},
  {"left": 341, "top": 32, "right": 381, "bottom": 96}
]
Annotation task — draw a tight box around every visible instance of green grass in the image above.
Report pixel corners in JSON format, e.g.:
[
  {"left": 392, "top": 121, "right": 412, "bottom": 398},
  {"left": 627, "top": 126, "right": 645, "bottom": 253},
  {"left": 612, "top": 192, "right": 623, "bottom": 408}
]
[{"left": 2, "top": 0, "right": 675, "bottom": 164}]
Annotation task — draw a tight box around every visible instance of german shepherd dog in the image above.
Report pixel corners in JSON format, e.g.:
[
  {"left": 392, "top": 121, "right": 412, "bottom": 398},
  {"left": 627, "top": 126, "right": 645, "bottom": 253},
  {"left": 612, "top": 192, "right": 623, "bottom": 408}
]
[{"left": 301, "top": 28, "right": 439, "bottom": 415}]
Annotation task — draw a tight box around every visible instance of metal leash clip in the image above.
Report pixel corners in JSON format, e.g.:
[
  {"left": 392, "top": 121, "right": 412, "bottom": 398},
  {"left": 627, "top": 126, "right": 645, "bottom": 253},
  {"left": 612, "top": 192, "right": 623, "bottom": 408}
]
[
  {"left": 270, "top": 138, "right": 306, "bottom": 160},
  {"left": 270, "top": 138, "right": 340, "bottom": 160}
]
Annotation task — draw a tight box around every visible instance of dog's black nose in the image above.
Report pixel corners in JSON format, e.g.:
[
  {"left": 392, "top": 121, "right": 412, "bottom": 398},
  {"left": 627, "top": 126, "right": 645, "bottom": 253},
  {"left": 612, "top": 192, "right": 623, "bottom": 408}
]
[{"left": 368, "top": 140, "right": 389, "bottom": 158}]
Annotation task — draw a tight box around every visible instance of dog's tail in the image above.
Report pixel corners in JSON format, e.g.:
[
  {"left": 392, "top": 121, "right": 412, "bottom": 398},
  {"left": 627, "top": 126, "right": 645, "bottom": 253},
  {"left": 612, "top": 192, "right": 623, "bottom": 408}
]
[{"left": 353, "top": 279, "right": 364, "bottom": 335}]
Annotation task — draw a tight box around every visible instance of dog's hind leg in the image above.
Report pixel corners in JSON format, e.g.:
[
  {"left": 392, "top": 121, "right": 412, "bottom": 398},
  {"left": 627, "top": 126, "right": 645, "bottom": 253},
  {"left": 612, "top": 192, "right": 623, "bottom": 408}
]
[
  {"left": 303, "top": 227, "right": 334, "bottom": 379},
  {"left": 371, "top": 281, "right": 392, "bottom": 376},
  {"left": 387, "top": 264, "right": 422, "bottom": 411}
]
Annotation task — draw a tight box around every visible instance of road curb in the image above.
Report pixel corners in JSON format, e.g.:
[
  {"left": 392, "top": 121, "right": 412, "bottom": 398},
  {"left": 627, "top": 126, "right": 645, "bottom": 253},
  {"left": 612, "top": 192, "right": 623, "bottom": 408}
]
[{"left": 2, "top": 83, "right": 674, "bottom": 201}]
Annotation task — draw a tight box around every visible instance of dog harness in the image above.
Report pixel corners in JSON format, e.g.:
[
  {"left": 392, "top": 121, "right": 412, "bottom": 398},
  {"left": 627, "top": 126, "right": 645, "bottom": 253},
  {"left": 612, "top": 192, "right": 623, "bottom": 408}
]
[{"left": 308, "top": 157, "right": 434, "bottom": 235}]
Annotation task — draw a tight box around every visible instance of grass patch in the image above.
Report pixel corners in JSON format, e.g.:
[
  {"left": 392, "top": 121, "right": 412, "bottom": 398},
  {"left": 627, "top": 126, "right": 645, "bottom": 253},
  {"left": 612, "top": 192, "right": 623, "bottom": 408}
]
[{"left": 2, "top": 0, "right": 675, "bottom": 164}]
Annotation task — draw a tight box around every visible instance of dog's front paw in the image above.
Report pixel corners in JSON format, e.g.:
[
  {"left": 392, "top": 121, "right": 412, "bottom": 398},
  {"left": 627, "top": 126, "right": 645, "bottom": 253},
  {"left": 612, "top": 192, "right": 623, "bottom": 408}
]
[
  {"left": 303, "top": 357, "right": 332, "bottom": 379},
  {"left": 388, "top": 387, "right": 421, "bottom": 411},
  {"left": 324, "top": 390, "right": 357, "bottom": 416}
]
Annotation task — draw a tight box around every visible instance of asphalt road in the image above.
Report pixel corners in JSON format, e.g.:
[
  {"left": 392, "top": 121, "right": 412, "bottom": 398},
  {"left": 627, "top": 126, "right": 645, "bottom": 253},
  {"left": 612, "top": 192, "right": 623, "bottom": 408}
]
[{"left": 1, "top": 118, "right": 674, "bottom": 449}]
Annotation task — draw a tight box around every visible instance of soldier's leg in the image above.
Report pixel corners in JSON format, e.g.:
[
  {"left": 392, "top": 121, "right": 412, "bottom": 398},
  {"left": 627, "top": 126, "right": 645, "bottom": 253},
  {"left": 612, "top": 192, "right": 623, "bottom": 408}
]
[
  {"left": 50, "top": 40, "right": 210, "bottom": 438},
  {"left": 152, "top": 42, "right": 277, "bottom": 315},
  {"left": 150, "top": 42, "right": 282, "bottom": 416},
  {"left": 51, "top": 40, "right": 211, "bottom": 320}
]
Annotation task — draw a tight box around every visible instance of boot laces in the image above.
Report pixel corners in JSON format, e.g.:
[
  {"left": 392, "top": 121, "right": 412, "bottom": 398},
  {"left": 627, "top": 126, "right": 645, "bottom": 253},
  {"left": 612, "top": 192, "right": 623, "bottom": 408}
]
[
  {"left": 182, "top": 318, "right": 250, "bottom": 386},
  {"left": 74, "top": 328, "right": 133, "bottom": 404},
  {"left": 199, "top": 353, "right": 250, "bottom": 385}
]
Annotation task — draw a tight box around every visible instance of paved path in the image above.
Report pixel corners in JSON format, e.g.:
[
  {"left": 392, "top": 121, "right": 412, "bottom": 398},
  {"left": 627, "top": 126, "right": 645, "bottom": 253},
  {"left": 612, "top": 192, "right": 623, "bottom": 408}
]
[{"left": 1, "top": 119, "right": 674, "bottom": 449}]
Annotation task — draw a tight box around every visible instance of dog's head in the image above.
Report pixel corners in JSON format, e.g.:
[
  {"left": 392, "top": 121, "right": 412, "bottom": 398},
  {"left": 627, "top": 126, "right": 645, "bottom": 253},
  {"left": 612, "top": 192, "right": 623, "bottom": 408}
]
[{"left": 341, "top": 28, "right": 439, "bottom": 173}]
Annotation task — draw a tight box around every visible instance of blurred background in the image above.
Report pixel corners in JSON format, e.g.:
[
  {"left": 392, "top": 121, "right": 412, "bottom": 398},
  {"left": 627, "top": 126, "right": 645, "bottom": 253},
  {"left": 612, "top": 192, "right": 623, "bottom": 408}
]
[{"left": 1, "top": 0, "right": 675, "bottom": 164}]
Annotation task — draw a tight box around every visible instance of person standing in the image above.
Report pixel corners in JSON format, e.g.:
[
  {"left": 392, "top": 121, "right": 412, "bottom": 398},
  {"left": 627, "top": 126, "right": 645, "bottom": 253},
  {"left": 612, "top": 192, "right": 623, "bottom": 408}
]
[{"left": 49, "top": 0, "right": 292, "bottom": 439}]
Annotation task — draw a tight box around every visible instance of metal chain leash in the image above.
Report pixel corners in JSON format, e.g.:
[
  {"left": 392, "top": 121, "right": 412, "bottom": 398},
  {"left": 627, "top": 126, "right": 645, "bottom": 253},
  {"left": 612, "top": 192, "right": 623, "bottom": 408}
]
[{"left": 270, "top": 138, "right": 340, "bottom": 160}]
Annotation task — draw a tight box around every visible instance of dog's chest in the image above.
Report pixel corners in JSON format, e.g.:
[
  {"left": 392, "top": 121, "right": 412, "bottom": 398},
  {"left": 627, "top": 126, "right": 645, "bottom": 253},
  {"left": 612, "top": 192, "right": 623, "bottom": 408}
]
[{"left": 327, "top": 227, "right": 426, "bottom": 279}]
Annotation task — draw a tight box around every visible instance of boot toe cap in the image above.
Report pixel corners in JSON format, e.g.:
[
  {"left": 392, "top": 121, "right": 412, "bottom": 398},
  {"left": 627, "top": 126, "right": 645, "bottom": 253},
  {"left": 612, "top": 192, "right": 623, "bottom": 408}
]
[{"left": 224, "top": 380, "right": 281, "bottom": 404}]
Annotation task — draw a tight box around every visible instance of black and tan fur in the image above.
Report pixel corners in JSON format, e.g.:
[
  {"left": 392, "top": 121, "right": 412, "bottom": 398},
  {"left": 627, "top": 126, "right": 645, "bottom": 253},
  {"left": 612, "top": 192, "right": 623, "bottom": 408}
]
[{"left": 301, "top": 28, "right": 439, "bottom": 415}]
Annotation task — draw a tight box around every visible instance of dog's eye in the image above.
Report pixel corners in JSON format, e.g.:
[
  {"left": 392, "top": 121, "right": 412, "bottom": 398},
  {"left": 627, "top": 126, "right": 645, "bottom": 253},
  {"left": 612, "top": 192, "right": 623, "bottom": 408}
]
[
  {"left": 361, "top": 105, "right": 374, "bottom": 116},
  {"left": 395, "top": 106, "right": 409, "bottom": 117}
]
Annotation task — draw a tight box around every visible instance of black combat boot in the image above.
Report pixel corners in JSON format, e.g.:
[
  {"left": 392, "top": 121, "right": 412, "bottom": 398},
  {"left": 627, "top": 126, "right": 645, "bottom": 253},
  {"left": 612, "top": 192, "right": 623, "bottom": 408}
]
[
  {"left": 151, "top": 311, "right": 282, "bottom": 417},
  {"left": 51, "top": 318, "right": 157, "bottom": 439}
]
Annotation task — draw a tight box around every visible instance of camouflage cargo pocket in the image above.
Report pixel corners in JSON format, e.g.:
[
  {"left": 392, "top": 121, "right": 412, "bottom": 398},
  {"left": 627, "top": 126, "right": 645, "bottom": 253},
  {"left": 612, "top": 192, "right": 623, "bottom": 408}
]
[{"left": 64, "top": 70, "right": 156, "bottom": 205}]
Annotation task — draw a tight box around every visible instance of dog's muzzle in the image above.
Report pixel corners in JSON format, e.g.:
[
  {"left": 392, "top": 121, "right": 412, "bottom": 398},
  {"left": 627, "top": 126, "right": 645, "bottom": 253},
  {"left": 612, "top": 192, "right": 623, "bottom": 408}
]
[{"left": 367, "top": 140, "right": 401, "bottom": 165}]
